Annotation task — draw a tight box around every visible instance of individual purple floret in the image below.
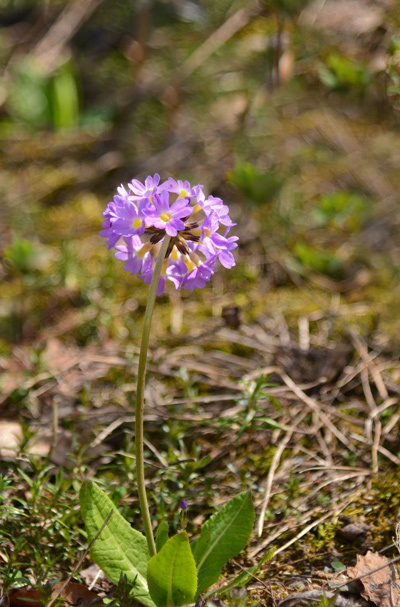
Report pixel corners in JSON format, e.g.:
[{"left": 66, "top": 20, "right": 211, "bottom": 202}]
[
  {"left": 114, "top": 235, "right": 152, "bottom": 276},
  {"left": 128, "top": 173, "right": 162, "bottom": 202},
  {"left": 100, "top": 175, "right": 238, "bottom": 294},
  {"left": 166, "top": 178, "right": 197, "bottom": 200},
  {"left": 180, "top": 500, "right": 188, "bottom": 510},
  {"left": 146, "top": 191, "right": 191, "bottom": 237},
  {"left": 112, "top": 198, "right": 149, "bottom": 237}
]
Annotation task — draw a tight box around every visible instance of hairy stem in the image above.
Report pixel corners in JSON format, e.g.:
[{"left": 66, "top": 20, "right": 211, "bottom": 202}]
[{"left": 136, "top": 235, "right": 171, "bottom": 557}]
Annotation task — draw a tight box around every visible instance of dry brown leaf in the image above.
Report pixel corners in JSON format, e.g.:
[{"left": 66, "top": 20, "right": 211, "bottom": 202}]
[
  {"left": 9, "top": 582, "right": 102, "bottom": 607},
  {"left": 80, "top": 563, "right": 107, "bottom": 588},
  {"left": 347, "top": 551, "right": 400, "bottom": 607}
]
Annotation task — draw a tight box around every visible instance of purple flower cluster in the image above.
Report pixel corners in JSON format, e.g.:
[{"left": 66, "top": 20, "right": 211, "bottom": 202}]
[{"left": 100, "top": 175, "right": 238, "bottom": 294}]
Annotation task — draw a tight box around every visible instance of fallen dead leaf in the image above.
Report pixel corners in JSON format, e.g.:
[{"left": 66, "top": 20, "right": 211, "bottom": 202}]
[
  {"left": 9, "top": 582, "right": 102, "bottom": 607},
  {"left": 80, "top": 564, "right": 107, "bottom": 589},
  {"left": 347, "top": 551, "right": 400, "bottom": 607}
]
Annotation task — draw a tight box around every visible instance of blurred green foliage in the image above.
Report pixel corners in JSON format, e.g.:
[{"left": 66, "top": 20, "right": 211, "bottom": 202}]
[
  {"left": 3, "top": 235, "right": 52, "bottom": 274},
  {"left": 290, "top": 241, "right": 343, "bottom": 278},
  {"left": 386, "top": 33, "right": 400, "bottom": 98},
  {"left": 312, "top": 190, "right": 371, "bottom": 231},
  {"left": 319, "top": 53, "right": 371, "bottom": 92},
  {"left": 6, "top": 59, "right": 80, "bottom": 130},
  {"left": 226, "top": 161, "right": 283, "bottom": 206}
]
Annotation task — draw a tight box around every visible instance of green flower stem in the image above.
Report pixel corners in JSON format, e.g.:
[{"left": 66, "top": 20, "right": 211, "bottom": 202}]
[{"left": 136, "top": 235, "right": 171, "bottom": 558}]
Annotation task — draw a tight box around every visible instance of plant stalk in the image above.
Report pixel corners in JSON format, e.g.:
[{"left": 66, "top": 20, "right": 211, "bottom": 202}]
[{"left": 136, "top": 235, "right": 171, "bottom": 557}]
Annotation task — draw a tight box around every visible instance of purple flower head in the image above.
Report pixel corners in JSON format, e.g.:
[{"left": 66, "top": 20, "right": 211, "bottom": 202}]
[
  {"left": 180, "top": 500, "right": 188, "bottom": 510},
  {"left": 100, "top": 175, "right": 238, "bottom": 294}
]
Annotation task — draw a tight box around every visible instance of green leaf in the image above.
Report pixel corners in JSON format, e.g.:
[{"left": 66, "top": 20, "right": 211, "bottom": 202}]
[
  {"left": 155, "top": 521, "right": 169, "bottom": 552},
  {"left": 147, "top": 532, "right": 197, "bottom": 607},
  {"left": 79, "top": 481, "right": 155, "bottom": 607},
  {"left": 192, "top": 491, "right": 255, "bottom": 596},
  {"left": 51, "top": 62, "right": 80, "bottom": 130}
]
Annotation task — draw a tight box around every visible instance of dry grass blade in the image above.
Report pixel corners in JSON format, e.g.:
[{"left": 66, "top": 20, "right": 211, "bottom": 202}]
[
  {"left": 251, "top": 499, "right": 353, "bottom": 559},
  {"left": 350, "top": 433, "right": 400, "bottom": 465},
  {"left": 258, "top": 411, "right": 309, "bottom": 536},
  {"left": 32, "top": 0, "right": 106, "bottom": 73},
  {"left": 175, "top": 1, "right": 263, "bottom": 82},
  {"left": 278, "top": 370, "right": 358, "bottom": 454}
]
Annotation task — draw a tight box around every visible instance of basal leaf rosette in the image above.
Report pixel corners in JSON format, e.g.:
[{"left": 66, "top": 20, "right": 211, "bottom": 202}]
[{"left": 100, "top": 175, "right": 238, "bottom": 294}]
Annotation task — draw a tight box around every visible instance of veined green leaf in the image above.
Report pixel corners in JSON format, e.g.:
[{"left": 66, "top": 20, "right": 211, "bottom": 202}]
[
  {"left": 80, "top": 481, "right": 155, "bottom": 607},
  {"left": 147, "top": 532, "right": 197, "bottom": 607},
  {"left": 192, "top": 491, "right": 255, "bottom": 596}
]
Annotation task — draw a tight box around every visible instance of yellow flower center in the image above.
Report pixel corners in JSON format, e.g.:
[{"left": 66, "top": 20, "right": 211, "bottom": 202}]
[
  {"left": 204, "top": 228, "right": 210, "bottom": 238},
  {"left": 191, "top": 204, "right": 201, "bottom": 215},
  {"left": 138, "top": 243, "right": 152, "bottom": 257},
  {"left": 133, "top": 218, "right": 142, "bottom": 229},
  {"left": 184, "top": 255, "right": 196, "bottom": 272},
  {"left": 171, "top": 246, "right": 179, "bottom": 260},
  {"left": 161, "top": 259, "right": 169, "bottom": 276},
  {"left": 178, "top": 189, "right": 189, "bottom": 199},
  {"left": 160, "top": 212, "right": 171, "bottom": 223}
]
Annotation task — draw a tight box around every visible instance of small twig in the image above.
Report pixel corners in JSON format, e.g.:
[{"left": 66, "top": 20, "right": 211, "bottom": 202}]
[
  {"left": 174, "top": 1, "right": 262, "bottom": 82},
  {"left": 351, "top": 333, "right": 389, "bottom": 399},
  {"left": 90, "top": 416, "right": 135, "bottom": 449},
  {"left": 46, "top": 508, "right": 113, "bottom": 607},
  {"left": 383, "top": 409, "right": 400, "bottom": 434},
  {"left": 49, "top": 397, "right": 59, "bottom": 459},
  {"left": 143, "top": 437, "right": 168, "bottom": 468},
  {"left": 32, "top": 0, "right": 105, "bottom": 73},
  {"left": 361, "top": 367, "right": 380, "bottom": 473},
  {"left": 88, "top": 568, "right": 102, "bottom": 592},
  {"left": 350, "top": 433, "right": 400, "bottom": 465},
  {"left": 231, "top": 559, "right": 270, "bottom": 589},
  {"left": 298, "top": 316, "right": 310, "bottom": 351}
]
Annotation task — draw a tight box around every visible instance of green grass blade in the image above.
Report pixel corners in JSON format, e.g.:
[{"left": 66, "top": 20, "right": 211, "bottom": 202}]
[
  {"left": 147, "top": 532, "right": 197, "bottom": 607},
  {"left": 192, "top": 491, "right": 255, "bottom": 596},
  {"left": 215, "top": 547, "right": 275, "bottom": 597},
  {"left": 80, "top": 480, "right": 155, "bottom": 607}
]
